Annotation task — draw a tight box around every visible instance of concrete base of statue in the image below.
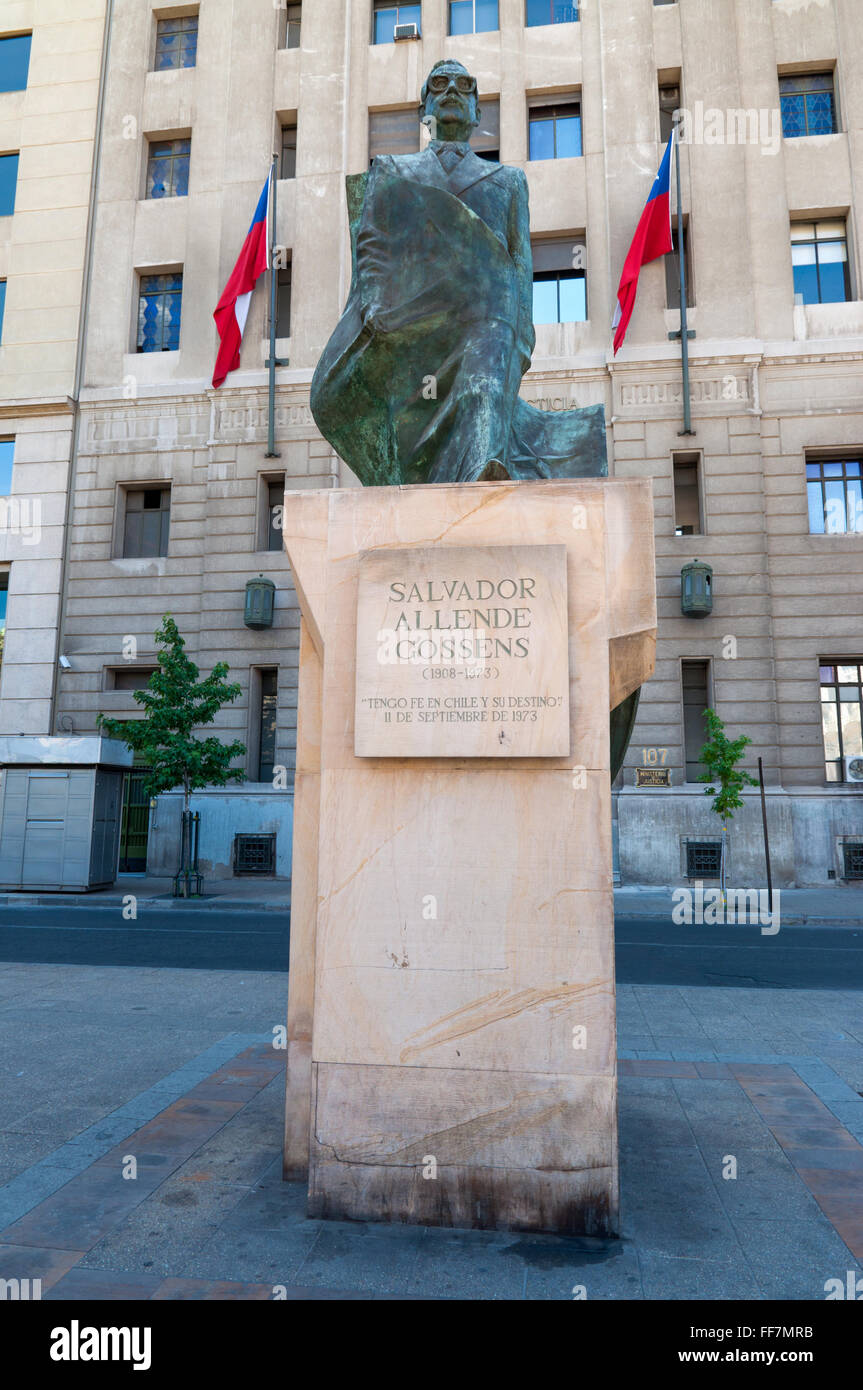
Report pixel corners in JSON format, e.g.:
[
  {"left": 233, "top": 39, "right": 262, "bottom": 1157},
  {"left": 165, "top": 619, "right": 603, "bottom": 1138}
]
[{"left": 282, "top": 478, "right": 656, "bottom": 1236}]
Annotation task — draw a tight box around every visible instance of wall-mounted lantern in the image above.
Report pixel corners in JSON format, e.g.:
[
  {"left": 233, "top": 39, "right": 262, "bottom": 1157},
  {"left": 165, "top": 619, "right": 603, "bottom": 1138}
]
[
  {"left": 681, "top": 559, "right": 713, "bottom": 618},
  {"left": 244, "top": 575, "right": 275, "bottom": 629}
]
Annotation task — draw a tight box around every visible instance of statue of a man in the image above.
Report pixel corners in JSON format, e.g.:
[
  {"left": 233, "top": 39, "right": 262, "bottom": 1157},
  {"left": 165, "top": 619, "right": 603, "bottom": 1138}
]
[{"left": 310, "top": 58, "right": 606, "bottom": 488}]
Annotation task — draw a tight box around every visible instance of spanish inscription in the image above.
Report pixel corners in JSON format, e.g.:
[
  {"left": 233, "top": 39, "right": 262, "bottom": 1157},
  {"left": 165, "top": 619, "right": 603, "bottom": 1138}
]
[{"left": 355, "top": 544, "right": 570, "bottom": 758}]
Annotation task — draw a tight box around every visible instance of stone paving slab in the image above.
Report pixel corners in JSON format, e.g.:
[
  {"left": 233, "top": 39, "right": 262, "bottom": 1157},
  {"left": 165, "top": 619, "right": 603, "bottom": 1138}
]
[
  {"left": 1, "top": 968, "right": 862, "bottom": 1300},
  {"left": 1, "top": 1046, "right": 861, "bottom": 1300}
]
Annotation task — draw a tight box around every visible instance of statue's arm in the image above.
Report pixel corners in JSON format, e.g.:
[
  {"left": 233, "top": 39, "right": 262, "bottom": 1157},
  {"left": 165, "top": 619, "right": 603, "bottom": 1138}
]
[
  {"left": 508, "top": 169, "right": 536, "bottom": 374},
  {"left": 354, "top": 159, "right": 390, "bottom": 334}
]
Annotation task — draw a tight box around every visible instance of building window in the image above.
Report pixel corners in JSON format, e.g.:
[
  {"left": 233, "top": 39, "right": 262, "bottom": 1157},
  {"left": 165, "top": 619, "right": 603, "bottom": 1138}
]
[
  {"left": 279, "top": 3, "right": 302, "bottom": 49},
  {"left": 673, "top": 452, "right": 702, "bottom": 535},
  {"left": 0, "top": 280, "right": 6, "bottom": 343},
  {"left": 0, "top": 439, "right": 13, "bottom": 496},
  {"left": 659, "top": 83, "right": 680, "bottom": 143},
  {"left": 682, "top": 660, "right": 710, "bottom": 782},
  {"left": 780, "top": 72, "right": 837, "bottom": 139},
  {"left": 145, "top": 138, "right": 190, "bottom": 199},
  {"left": 374, "top": 3, "right": 421, "bottom": 43},
  {"left": 263, "top": 477, "right": 285, "bottom": 552},
  {"left": 137, "top": 272, "right": 182, "bottom": 352},
  {"left": 526, "top": 1, "right": 578, "bottom": 26},
  {"left": 0, "top": 33, "right": 32, "bottom": 92},
  {"left": 0, "top": 153, "right": 19, "bottom": 216},
  {"left": 281, "top": 121, "right": 297, "bottom": 178},
  {"left": 532, "top": 238, "right": 586, "bottom": 324},
  {"left": 471, "top": 97, "right": 499, "bottom": 160},
  {"left": 368, "top": 101, "right": 499, "bottom": 162},
  {"left": 806, "top": 457, "right": 863, "bottom": 535},
  {"left": 121, "top": 487, "right": 171, "bottom": 559},
  {"left": 369, "top": 108, "right": 421, "bottom": 161},
  {"left": 666, "top": 219, "right": 694, "bottom": 309},
  {"left": 528, "top": 101, "right": 582, "bottom": 161},
  {"left": 256, "top": 668, "right": 279, "bottom": 782},
  {"left": 275, "top": 264, "right": 291, "bottom": 338},
  {"left": 108, "top": 667, "right": 159, "bottom": 692},
  {"left": 820, "top": 662, "right": 863, "bottom": 783},
  {"left": 154, "top": 14, "right": 198, "bottom": 71},
  {"left": 449, "top": 0, "right": 498, "bottom": 36},
  {"left": 791, "top": 221, "right": 850, "bottom": 306},
  {"left": 0, "top": 572, "right": 7, "bottom": 635}
]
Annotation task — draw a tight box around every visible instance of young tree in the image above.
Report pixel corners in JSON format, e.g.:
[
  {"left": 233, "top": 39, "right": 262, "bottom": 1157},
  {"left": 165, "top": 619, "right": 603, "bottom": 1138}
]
[
  {"left": 698, "top": 707, "right": 758, "bottom": 897},
  {"left": 98, "top": 615, "right": 246, "bottom": 813}
]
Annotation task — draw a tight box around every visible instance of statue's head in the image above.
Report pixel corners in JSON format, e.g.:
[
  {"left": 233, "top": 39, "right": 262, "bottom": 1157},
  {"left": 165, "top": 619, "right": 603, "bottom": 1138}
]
[{"left": 421, "top": 60, "right": 480, "bottom": 142}]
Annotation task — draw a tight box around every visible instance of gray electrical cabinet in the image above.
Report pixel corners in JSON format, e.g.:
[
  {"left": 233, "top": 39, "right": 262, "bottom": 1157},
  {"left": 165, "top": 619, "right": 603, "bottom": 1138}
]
[{"left": 0, "top": 736, "right": 132, "bottom": 891}]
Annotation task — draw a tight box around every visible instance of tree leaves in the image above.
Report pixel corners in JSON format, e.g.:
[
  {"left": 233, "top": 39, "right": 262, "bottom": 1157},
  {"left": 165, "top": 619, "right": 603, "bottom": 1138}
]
[
  {"left": 97, "top": 615, "right": 247, "bottom": 809},
  {"left": 697, "top": 706, "right": 758, "bottom": 822}
]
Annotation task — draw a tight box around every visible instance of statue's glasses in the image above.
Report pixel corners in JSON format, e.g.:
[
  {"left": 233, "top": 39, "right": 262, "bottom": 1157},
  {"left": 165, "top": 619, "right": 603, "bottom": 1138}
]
[{"left": 427, "top": 73, "right": 477, "bottom": 96}]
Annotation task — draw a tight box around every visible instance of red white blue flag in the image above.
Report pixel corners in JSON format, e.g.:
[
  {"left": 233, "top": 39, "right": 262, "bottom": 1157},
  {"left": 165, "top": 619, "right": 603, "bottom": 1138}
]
[
  {"left": 212, "top": 172, "right": 271, "bottom": 388},
  {"left": 612, "top": 132, "right": 674, "bottom": 355}
]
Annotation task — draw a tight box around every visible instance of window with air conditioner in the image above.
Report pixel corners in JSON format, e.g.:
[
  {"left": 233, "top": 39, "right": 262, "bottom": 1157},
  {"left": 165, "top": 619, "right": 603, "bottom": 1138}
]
[{"left": 373, "top": 3, "right": 421, "bottom": 43}]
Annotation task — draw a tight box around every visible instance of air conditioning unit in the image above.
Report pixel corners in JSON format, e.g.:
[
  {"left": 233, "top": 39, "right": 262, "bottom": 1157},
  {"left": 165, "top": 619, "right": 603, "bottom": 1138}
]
[
  {"left": 844, "top": 754, "right": 863, "bottom": 783},
  {"left": 393, "top": 22, "right": 420, "bottom": 40}
]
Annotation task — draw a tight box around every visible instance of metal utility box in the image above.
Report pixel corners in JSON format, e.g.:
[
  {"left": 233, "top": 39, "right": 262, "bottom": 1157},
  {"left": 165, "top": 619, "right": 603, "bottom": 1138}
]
[{"left": 0, "top": 736, "right": 132, "bottom": 891}]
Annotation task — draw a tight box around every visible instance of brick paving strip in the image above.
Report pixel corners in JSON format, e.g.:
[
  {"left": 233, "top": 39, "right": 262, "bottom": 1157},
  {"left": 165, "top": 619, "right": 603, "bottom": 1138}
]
[
  {"left": 0, "top": 1043, "right": 293, "bottom": 1300},
  {"left": 0, "top": 1045, "right": 861, "bottom": 1299}
]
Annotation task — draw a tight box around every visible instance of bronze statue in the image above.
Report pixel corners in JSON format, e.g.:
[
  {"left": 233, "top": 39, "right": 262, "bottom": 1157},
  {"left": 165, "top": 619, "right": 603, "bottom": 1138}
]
[
  {"left": 311, "top": 58, "right": 639, "bottom": 772},
  {"left": 311, "top": 58, "right": 606, "bottom": 487}
]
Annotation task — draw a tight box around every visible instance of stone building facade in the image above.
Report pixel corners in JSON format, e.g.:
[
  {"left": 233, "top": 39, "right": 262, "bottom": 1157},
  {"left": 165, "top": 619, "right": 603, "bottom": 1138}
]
[
  {"left": 0, "top": 0, "right": 108, "bottom": 736},
  {"left": 2, "top": 0, "right": 862, "bottom": 886}
]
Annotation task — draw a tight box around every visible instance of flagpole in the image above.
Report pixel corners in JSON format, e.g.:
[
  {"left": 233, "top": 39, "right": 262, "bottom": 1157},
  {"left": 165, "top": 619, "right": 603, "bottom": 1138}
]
[
  {"left": 265, "top": 152, "right": 284, "bottom": 458},
  {"left": 672, "top": 118, "right": 695, "bottom": 437}
]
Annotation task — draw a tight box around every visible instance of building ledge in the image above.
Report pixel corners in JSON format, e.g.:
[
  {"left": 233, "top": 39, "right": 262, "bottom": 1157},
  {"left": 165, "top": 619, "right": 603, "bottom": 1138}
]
[{"left": 0, "top": 396, "right": 75, "bottom": 419}]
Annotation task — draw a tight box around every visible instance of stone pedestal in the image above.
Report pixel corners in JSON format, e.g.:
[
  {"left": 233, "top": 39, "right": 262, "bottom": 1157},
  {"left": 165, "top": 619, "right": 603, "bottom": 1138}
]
[{"left": 283, "top": 478, "right": 655, "bottom": 1235}]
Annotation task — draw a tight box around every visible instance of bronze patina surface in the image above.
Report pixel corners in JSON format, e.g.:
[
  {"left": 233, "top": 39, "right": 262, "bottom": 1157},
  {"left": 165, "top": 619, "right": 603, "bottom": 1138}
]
[
  {"left": 311, "top": 59, "right": 606, "bottom": 487},
  {"left": 311, "top": 59, "right": 636, "bottom": 776}
]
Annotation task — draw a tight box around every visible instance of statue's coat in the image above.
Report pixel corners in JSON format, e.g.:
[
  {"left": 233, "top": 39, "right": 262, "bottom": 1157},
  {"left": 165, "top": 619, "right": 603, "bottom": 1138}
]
[{"left": 311, "top": 148, "right": 607, "bottom": 487}]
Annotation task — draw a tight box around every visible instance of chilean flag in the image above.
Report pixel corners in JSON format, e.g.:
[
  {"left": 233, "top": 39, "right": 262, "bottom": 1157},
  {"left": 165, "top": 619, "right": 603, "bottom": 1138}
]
[
  {"left": 212, "top": 172, "right": 271, "bottom": 388},
  {"left": 612, "top": 132, "right": 674, "bottom": 355}
]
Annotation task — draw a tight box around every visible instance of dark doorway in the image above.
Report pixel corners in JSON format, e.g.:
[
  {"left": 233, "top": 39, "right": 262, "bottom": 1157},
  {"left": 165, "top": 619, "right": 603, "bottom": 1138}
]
[{"left": 119, "top": 767, "right": 151, "bottom": 872}]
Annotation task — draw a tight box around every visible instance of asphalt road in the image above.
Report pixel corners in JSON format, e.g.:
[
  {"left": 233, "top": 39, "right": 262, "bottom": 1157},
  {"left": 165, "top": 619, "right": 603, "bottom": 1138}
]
[
  {"left": 0, "top": 904, "right": 291, "bottom": 972},
  {"left": 0, "top": 906, "right": 862, "bottom": 987},
  {"left": 615, "top": 916, "right": 863, "bottom": 990}
]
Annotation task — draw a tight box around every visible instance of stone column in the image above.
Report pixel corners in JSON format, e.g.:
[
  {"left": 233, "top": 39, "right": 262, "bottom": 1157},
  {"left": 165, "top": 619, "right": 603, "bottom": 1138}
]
[{"left": 283, "top": 477, "right": 656, "bottom": 1235}]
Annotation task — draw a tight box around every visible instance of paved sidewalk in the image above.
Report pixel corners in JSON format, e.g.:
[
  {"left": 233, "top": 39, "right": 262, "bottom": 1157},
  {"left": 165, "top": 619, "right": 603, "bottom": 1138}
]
[
  {"left": 1, "top": 964, "right": 862, "bottom": 1300},
  {"left": 0, "top": 876, "right": 291, "bottom": 912},
  {"left": 2, "top": 881, "right": 861, "bottom": 924}
]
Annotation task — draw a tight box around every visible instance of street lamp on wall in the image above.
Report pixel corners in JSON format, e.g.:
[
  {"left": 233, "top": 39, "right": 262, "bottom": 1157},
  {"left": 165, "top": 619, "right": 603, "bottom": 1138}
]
[
  {"left": 244, "top": 575, "right": 275, "bottom": 629},
  {"left": 681, "top": 559, "right": 713, "bottom": 618}
]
